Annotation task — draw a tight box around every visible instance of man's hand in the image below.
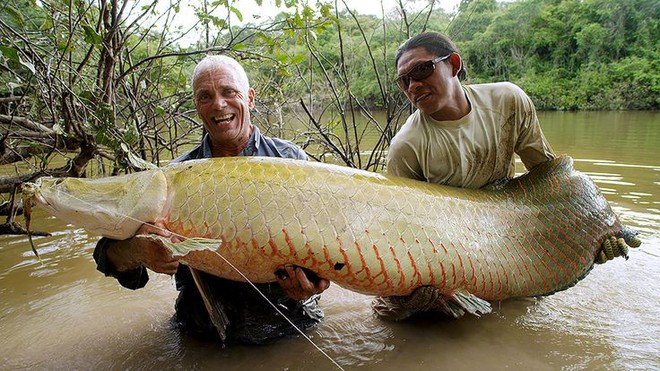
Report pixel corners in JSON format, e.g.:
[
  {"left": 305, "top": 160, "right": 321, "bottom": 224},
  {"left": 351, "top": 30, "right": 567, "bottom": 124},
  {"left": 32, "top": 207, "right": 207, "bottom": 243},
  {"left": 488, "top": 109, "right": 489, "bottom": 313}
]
[
  {"left": 106, "top": 221, "right": 181, "bottom": 275},
  {"left": 275, "top": 265, "right": 330, "bottom": 301}
]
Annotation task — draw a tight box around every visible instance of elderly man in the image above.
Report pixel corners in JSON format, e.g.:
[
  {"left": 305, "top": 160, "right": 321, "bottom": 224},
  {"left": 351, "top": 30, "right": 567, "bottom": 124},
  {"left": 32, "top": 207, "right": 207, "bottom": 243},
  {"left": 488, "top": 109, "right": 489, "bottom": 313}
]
[
  {"left": 94, "top": 55, "right": 329, "bottom": 344},
  {"left": 373, "top": 32, "right": 556, "bottom": 320}
]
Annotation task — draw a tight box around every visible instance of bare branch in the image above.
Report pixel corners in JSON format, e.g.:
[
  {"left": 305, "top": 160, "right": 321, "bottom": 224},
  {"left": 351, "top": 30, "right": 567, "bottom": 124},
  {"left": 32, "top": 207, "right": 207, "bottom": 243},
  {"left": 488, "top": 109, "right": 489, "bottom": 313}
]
[
  {"left": 0, "top": 115, "right": 55, "bottom": 134},
  {"left": 0, "top": 96, "right": 25, "bottom": 104}
]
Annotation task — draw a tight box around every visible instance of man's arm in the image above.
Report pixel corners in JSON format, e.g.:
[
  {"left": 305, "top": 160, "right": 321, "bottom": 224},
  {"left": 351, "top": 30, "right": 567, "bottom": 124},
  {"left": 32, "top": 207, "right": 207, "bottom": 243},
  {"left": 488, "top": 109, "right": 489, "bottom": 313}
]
[
  {"left": 386, "top": 140, "right": 425, "bottom": 179},
  {"left": 93, "top": 223, "right": 180, "bottom": 289},
  {"left": 105, "top": 237, "right": 179, "bottom": 274},
  {"left": 514, "top": 89, "right": 556, "bottom": 170},
  {"left": 94, "top": 237, "right": 150, "bottom": 289}
]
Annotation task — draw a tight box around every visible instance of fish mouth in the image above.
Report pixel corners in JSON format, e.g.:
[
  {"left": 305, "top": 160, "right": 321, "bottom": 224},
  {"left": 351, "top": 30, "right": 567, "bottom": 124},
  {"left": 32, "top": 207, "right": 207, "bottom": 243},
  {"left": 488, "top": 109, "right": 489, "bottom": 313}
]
[{"left": 212, "top": 113, "right": 235, "bottom": 125}]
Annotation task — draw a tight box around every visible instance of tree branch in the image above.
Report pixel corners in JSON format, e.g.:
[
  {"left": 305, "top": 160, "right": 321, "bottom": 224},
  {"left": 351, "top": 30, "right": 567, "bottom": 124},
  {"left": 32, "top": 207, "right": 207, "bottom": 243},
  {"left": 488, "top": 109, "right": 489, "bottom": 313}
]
[{"left": 0, "top": 114, "right": 55, "bottom": 134}]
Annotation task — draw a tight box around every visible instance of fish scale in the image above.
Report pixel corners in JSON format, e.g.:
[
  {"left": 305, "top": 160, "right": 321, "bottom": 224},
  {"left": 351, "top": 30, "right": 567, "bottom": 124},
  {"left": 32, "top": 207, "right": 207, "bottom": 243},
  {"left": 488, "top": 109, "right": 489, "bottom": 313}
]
[
  {"left": 23, "top": 155, "right": 641, "bottom": 316},
  {"left": 165, "top": 157, "right": 599, "bottom": 291}
]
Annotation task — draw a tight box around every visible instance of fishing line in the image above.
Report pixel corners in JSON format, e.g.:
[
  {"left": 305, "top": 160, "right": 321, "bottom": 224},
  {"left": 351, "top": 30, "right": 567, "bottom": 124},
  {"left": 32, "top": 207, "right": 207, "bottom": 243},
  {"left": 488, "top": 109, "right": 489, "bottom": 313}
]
[
  {"left": 207, "top": 249, "right": 345, "bottom": 371},
  {"left": 33, "top": 184, "right": 346, "bottom": 371}
]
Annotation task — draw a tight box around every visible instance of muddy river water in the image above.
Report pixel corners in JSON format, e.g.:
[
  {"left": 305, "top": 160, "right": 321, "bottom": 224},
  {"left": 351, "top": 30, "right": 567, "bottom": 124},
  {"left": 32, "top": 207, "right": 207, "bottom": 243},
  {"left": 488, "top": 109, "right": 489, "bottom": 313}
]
[{"left": 1, "top": 111, "right": 658, "bottom": 370}]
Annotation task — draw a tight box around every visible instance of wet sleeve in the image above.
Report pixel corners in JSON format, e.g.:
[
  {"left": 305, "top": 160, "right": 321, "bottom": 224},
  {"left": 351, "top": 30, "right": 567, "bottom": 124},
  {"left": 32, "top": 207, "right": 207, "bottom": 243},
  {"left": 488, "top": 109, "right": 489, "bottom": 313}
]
[
  {"left": 514, "top": 90, "right": 556, "bottom": 170},
  {"left": 93, "top": 237, "right": 149, "bottom": 290}
]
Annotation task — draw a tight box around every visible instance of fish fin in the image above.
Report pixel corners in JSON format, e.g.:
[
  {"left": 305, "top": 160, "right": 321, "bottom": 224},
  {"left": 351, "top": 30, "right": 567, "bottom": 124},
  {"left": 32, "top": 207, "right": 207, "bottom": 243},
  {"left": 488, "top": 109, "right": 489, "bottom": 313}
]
[
  {"left": 371, "top": 295, "right": 419, "bottom": 321},
  {"left": 371, "top": 287, "right": 491, "bottom": 321},
  {"left": 189, "top": 268, "right": 230, "bottom": 343},
  {"left": 448, "top": 291, "right": 492, "bottom": 317},
  {"left": 138, "top": 235, "right": 222, "bottom": 256}
]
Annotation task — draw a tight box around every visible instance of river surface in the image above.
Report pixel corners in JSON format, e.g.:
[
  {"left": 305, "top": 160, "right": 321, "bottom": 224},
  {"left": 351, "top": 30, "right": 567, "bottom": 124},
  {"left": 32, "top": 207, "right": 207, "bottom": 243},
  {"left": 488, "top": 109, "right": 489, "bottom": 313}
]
[{"left": 1, "top": 111, "right": 658, "bottom": 370}]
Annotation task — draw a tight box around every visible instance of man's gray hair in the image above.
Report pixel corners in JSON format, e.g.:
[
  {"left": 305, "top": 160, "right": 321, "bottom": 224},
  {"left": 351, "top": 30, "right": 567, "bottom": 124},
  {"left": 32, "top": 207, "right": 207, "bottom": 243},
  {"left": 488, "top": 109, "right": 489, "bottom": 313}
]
[{"left": 191, "top": 55, "right": 250, "bottom": 93}]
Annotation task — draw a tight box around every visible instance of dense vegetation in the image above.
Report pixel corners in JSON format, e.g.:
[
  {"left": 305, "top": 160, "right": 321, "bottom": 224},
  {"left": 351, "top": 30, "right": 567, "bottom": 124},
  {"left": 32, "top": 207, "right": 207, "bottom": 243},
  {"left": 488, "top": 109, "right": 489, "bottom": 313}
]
[
  {"left": 451, "top": 0, "right": 659, "bottom": 111},
  {"left": 0, "top": 0, "right": 657, "bottom": 220}
]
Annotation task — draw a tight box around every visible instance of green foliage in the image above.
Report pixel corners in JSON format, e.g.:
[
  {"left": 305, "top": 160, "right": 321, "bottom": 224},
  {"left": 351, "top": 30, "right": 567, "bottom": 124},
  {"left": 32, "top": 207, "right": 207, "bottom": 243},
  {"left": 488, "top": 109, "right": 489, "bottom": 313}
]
[
  {"left": 1, "top": 0, "right": 657, "bottom": 184},
  {"left": 450, "top": 0, "right": 659, "bottom": 110},
  {"left": 82, "top": 25, "right": 103, "bottom": 45}
]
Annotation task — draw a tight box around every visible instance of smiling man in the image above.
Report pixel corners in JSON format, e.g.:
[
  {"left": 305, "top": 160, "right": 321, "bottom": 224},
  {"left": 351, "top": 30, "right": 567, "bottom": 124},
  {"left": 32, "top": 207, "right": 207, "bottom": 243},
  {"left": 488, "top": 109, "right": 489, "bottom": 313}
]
[
  {"left": 387, "top": 32, "right": 555, "bottom": 188},
  {"left": 93, "top": 55, "right": 329, "bottom": 344},
  {"left": 374, "top": 32, "right": 555, "bottom": 320},
  {"left": 192, "top": 59, "right": 254, "bottom": 157}
]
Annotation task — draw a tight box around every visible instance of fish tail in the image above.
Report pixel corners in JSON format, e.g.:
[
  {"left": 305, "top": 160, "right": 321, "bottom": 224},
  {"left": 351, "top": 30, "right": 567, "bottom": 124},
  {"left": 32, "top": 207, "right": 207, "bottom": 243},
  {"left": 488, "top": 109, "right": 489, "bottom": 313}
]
[{"left": 595, "top": 229, "right": 642, "bottom": 264}]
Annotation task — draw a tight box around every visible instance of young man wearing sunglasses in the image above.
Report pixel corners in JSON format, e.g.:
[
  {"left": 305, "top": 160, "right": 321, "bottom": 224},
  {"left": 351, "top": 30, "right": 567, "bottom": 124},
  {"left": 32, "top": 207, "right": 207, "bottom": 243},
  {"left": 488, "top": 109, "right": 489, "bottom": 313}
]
[{"left": 372, "top": 32, "right": 555, "bottom": 320}]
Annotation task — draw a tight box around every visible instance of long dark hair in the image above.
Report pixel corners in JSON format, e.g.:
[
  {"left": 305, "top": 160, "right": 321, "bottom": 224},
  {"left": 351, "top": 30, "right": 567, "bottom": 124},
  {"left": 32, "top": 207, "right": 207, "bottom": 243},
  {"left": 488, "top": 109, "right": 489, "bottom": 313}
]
[{"left": 395, "top": 32, "right": 469, "bottom": 82}]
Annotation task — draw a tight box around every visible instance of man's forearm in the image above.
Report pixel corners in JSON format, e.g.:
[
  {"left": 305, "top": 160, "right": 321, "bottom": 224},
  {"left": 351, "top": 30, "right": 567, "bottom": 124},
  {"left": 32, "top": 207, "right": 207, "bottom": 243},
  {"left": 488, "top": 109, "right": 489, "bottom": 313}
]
[
  {"left": 105, "top": 238, "right": 142, "bottom": 272},
  {"left": 93, "top": 237, "right": 149, "bottom": 289}
]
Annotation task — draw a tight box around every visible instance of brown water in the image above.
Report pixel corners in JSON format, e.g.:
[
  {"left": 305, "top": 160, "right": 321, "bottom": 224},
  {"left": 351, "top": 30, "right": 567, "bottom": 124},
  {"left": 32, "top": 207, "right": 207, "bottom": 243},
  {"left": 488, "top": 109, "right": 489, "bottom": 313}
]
[{"left": 1, "top": 111, "right": 658, "bottom": 370}]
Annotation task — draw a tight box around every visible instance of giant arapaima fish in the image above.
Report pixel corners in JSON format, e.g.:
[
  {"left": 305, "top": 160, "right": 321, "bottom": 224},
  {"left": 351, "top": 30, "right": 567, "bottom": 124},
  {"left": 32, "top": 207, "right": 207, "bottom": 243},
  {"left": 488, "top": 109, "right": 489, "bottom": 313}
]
[{"left": 22, "top": 155, "right": 640, "bottom": 316}]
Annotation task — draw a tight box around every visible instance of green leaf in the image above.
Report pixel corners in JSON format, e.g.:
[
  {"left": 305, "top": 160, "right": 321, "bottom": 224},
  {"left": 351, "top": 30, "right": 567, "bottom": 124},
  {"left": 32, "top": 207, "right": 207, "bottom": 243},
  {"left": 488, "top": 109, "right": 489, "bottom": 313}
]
[
  {"left": 4, "top": 5, "right": 24, "bottom": 27},
  {"left": 40, "top": 19, "right": 54, "bottom": 31},
  {"left": 232, "top": 43, "right": 248, "bottom": 51},
  {"left": 255, "top": 0, "right": 263, "bottom": 5},
  {"left": 57, "top": 41, "right": 73, "bottom": 53},
  {"left": 290, "top": 53, "right": 307, "bottom": 64},
  {"left": 122, "top": 122, "right": 139, "bottom": 145},
  {"left": 211, "top": 17, "right": 227, "bottom": 28},
  {"left": 320, "top": 3, "right": 332, "bottom": 17},
  {"left": 278, "top": 67, "right": 292, "bottom": 77},
  {"left": 230, "top": 6, "right": 243, "bottom": 22},
  {"left": 95, "top": 131, "right": 112, "bottom": 146},
  {"left": 0, "top": 46, "right": 20, "bottom": 62},
  {"left": 82, "top": 25, "right": 103, "bottom": 45}
]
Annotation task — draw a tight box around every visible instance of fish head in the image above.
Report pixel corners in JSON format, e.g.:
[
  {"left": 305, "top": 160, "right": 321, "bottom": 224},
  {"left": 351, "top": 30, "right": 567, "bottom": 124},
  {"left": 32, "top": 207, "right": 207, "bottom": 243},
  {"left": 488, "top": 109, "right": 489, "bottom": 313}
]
[{"left": 21, "top": 170, "right": 168, "bottom": 240}]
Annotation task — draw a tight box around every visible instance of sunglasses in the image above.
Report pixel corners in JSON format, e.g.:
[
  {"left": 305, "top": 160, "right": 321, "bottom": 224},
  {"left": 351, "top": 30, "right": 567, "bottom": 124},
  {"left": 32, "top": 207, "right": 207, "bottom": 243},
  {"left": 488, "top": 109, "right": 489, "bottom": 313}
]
[{"left": 396, "top": 54, "right": 452, "bottom": 90}]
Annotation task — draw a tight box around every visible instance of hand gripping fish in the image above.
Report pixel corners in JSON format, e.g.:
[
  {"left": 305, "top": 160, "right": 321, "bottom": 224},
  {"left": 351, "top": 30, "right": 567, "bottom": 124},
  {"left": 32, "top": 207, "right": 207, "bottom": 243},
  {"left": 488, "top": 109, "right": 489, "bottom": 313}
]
[{"left": 22, "top": 155, "right": 641, "bottom": 317}]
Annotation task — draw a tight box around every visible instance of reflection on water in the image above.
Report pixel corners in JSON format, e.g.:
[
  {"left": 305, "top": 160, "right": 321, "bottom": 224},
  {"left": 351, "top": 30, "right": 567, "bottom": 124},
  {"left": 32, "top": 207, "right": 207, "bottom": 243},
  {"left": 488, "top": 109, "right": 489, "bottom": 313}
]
[{"left": 1, "top": 111, "right": 658, "bottom": 369}]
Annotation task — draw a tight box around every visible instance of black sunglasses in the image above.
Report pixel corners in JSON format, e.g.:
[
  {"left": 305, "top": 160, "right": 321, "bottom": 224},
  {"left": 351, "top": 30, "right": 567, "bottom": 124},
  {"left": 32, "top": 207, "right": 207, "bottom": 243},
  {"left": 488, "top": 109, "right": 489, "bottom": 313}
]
[{"left": 396, "top": 54, "right": 452, "bottom": 90}]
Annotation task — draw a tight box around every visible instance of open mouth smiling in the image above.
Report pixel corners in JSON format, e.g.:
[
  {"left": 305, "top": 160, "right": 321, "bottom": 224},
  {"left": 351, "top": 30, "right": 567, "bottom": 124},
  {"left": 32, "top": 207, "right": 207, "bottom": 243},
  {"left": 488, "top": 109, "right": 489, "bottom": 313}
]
[{"left": 212, "top": 113, "right": 235, "bottom": 124}]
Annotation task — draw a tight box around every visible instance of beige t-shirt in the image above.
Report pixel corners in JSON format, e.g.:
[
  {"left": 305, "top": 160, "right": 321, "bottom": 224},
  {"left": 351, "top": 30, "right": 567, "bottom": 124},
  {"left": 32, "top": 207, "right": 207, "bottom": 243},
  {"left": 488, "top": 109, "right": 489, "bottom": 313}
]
[{"left": 387, "top": 82, "right": 555, "bottom": 188}]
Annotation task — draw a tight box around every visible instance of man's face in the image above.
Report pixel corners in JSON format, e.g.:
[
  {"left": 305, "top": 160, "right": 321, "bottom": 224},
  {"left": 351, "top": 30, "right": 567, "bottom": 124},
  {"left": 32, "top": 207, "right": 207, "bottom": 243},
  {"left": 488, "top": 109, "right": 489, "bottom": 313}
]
[
  {"left": 193, "top": 66, "right": 255, "bottom": 151},
  {"left": 397, "top": 47, "right": 455, "bottom": 118}
]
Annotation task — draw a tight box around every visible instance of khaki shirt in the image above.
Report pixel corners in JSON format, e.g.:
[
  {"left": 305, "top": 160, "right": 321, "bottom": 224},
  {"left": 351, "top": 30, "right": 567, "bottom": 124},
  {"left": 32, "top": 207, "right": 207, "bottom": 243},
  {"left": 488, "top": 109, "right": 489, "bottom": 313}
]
[{"left": 387, "top": 82, "right": 555, "bottom": 188}]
